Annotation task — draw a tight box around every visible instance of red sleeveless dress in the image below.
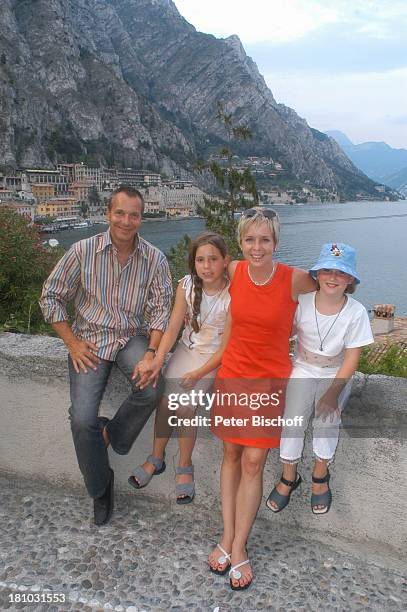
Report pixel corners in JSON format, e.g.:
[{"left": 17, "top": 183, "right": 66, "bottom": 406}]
[{"left": 211, "top": 261, "right": 298, "bottom": 448}]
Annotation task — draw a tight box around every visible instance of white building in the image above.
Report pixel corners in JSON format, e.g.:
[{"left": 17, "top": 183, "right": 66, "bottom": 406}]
[
  {"left": 140, "top": 183, "right": 207, "bottom": 217},
  {"left": 161, "top": 182, "right": 206, "bottom": 216},
  {"left": 109, "top": 168, "right": 162, "bottom": 189},
  {"left": 24, "top": 169, "right": 68, "bottom": 196}
]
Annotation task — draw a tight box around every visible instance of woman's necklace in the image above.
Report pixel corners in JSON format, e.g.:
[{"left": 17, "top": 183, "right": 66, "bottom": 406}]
[
  {"left": 314, "top": 295, "right": 347, "bottom": 351},
  {"left": 248, "top": 262, "right": 277, "bottom": 286}
]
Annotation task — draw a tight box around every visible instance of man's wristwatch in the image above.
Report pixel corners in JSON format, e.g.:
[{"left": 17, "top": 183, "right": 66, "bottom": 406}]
[{"left": 145, "top": 347, "right": 157, "bottom": 357}]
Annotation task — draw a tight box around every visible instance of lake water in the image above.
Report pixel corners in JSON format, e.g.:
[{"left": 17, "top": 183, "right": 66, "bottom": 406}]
[{"left": 48, "top": 200, "right": 407, "bottom": 315}]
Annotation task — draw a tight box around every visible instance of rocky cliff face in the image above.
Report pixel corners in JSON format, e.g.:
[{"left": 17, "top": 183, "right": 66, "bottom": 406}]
[
  {"left": 0, "top": 0, "right": 377, "bottom": 196},
  {"left": 0, "top": 0, "right": 193, "bottom": 175}
]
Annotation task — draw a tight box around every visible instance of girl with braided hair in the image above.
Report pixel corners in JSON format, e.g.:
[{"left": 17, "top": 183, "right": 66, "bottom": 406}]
[{"left": 129, "top": 231, "right": 231, "bottom": 503}]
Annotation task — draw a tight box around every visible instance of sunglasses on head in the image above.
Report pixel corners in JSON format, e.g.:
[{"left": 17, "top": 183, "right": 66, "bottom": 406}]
[{"left": 243, "top": 208, "right": 277, "bottom": 220}]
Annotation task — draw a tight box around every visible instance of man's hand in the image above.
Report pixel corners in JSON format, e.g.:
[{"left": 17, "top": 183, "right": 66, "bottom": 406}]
[
  {"left": 132, "top": 353, "right": 163, "bottom": 389},
  {"left": 180, "top": 369, "right": 201, "bottom": 391},
  {"left": 131, "top": 351, "right": 155, "bottom": 382},
  {"left": 315, "top": 391, "right": 340, "bottom": 423},
  {"left": 66, "top": 336, "right": 100, "bottom": 374}
]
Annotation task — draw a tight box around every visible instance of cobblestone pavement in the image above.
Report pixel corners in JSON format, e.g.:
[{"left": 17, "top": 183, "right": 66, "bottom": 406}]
[{"left": 0, "top": 476, "right": 405, "bottom": 612}]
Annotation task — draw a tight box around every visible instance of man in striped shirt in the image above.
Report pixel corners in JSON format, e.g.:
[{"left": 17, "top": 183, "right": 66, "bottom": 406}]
[{"left": 40, "top": 185, "right": 172, "bottom": 525}]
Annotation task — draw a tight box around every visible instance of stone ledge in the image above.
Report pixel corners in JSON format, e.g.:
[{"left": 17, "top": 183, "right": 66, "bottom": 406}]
[
  {"left": 0, "top": 332, "right": 68, "bottom": 380},
  {"left": 1, "top": 332, "right": 406, "bottom": 559}
]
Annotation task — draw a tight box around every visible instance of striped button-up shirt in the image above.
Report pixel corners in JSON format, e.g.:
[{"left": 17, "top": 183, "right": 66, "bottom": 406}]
[{"left": 39, "top": 230, "right": 173, "bottom": 361}]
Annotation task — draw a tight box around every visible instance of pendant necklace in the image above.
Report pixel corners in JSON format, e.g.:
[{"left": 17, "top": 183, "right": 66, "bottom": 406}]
[
  {"left": 248, "top": 262, "right": 276, "bottom": 286},
  {"left": 314, "top": 295, "right": 347, "bottom": 352},
  {"left": 188, "top": 281, "right": 228, "bottom": 349},
  {"left": 199, "top": 281, "right": 228, "bottom": 327}
]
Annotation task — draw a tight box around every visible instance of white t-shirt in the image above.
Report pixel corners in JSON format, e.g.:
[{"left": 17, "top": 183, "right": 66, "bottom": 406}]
[
  {"left": 179, "top": 275, "right": 230, "bottom": 354},
  {"left": 294, "top": 292, "right": 374, "bottom": 362}
]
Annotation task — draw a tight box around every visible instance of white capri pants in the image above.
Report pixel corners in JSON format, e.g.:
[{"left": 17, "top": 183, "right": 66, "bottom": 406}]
[{"left": 280, "top": 362, "right": 352, "bottom": 463}]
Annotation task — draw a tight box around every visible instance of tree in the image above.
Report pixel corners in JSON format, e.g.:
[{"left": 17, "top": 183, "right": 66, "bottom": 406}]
[
  {"left": 88, "top": 184, "right": 102, "bottom": 209},
  {"left": 0, "top": 53, "right": 6, "bottom": 65},
  {"left": 0, "top": 209, "right": 63, "bottom": 333},
  {"left": 167, "top": 234, "right": 191, "bottom": 295},
  {"left": 198, "top": 103, "right": 259, "bottom": 258},
  {"left": 80, "top": 202, "right": 89, "bottom": 218},
  {"left": 167, "top": 105, "right": 261, "bottom": 280}
]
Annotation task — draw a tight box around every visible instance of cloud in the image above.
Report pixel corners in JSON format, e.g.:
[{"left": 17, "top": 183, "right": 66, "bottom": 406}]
[
  {"left": 173, "top": 0, "right": 338, "bottom": 44},
  {"left": 266, "top": 68, "right": 407, "bottom": 148},
  {"left": 173, "top": 0, "right": 407, "bottom": 147},
  {"left": 246, "top": 20, "right": 407, "bottom": 75},
  {"left": 389, "top": 115, "right": 407, "bottom": 126},
  {"left": 174, "top": 0, "right": 407, "bottom": 45}
]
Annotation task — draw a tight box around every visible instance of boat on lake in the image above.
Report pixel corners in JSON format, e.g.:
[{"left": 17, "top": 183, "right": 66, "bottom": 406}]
[{"left": 73, "top": 221, "right": 93, "bottom": 229}]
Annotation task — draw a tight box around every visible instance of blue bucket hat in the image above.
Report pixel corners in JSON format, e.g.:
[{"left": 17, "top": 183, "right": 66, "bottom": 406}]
[{"left": 309, "top": 243, "right": 360, "bottom": 284}]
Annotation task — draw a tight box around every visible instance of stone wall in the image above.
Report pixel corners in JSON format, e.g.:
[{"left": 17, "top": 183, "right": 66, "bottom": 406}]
[{"left": 1, "top": 332, "right": 406, "bottom": 559}]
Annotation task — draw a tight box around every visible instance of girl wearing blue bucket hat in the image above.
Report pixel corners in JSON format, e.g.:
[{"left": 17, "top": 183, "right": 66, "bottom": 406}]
[{"left": 266, "top": 243, "right": 373, "bottom": 515}]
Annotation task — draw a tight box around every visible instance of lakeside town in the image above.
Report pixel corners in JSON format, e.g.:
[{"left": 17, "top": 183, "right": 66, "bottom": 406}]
[
  {"left": 1, "top": 155, "right": 398, "bottom": 228},
  {"left": 0, "top": 164, "right": 207, "bottom": 226}
]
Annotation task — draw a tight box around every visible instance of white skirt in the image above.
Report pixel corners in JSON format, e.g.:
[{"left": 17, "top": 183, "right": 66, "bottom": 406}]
[{"left": 164, "top": 340, "right": 217, "bottom": 396}]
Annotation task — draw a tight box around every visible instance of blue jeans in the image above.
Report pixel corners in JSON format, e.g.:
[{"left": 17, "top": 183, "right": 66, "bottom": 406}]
[{"left": 68, "top": 336, "right": 163, "bottom": 498}]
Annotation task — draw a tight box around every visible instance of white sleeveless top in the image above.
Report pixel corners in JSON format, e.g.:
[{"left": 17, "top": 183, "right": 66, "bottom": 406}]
[{"left": 179, "top": 275, "right": 230, "bottom": 354}]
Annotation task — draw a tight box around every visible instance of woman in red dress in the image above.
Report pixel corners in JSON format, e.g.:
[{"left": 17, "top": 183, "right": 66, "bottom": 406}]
[{"left": 208, "top": 208, "right": 315, "bottom": 590}]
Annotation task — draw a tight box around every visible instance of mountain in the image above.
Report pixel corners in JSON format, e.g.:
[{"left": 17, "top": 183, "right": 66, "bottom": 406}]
[
  {"left": 382, "top": 166, "right": 407, "bottom": 196},
  {"left": 327, "top": 131, "right": 407, "bottom": 186},
  {"left": 0, "top": 0, "right": 380, "bottom": 198},
  {"left": 325, "top": 131, "right": 354, "bottom": 148}
]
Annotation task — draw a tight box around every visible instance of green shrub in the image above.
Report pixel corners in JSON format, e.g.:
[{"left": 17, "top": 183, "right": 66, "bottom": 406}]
[
  {"left": 0, "top": 209, "right": 63, "bottom": 334},
  {"left": 358, "top": 344, "right": 407, "bottom": 378},
  {"left": 167, "top": 234, "right": 191, "bottom": 295}
]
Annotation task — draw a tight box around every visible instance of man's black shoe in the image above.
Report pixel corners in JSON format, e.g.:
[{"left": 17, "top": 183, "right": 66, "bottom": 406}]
[
  {"left": 97, "top": 416, "right": 110, "bottom": 431},
  {"left": 94, "top": 468, "right": 114, "bottom": 526}
]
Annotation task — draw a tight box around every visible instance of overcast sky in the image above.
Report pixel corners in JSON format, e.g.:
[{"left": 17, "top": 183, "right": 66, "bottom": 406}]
[{"left": 173, "top": 0, "right": 407, "bottom": 148}]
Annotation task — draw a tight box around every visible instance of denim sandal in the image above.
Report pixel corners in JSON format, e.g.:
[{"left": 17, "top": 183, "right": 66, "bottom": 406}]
[
  {"left": 311, "top": 470, "right": 332, "bottom": 515},
  {"left": 175, "top": 465, "right": 195, "bottom": 504},
  {"left": 128, "top": 455, "right": 166, "bottom": 490},
  {"left": 209, "top": 544, "right": 231, "bottom": 576},
  {"left": 266, "top": 474, "right": 302, "bottom": 513}
]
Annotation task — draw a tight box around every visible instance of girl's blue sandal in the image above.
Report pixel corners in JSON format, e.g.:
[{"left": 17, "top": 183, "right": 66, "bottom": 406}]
[
  {"left": 266, "top": 474, "right": 302, "bottom": 513},
  {"left": 128, "top": 455, "right": 166, "bottom": 489},
  {"left": 311, "top": 470, "right": 332, "bottom": 515},
  {"left": 175, "top": 465, "right": 195, "bottom": 505}
]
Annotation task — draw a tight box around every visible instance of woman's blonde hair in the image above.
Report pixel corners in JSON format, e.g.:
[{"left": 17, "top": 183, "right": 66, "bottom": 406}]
[{"left": 237, "top": 208, "right": 281, "bottom": 248}]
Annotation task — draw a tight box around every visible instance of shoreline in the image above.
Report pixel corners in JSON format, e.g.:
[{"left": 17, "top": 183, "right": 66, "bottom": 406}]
[
  {"left": 39, "top": 198, "right": 407, "bottom": 230},
  {"left": 38, "top": 200, "right": 407, "bottom": 316}
]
